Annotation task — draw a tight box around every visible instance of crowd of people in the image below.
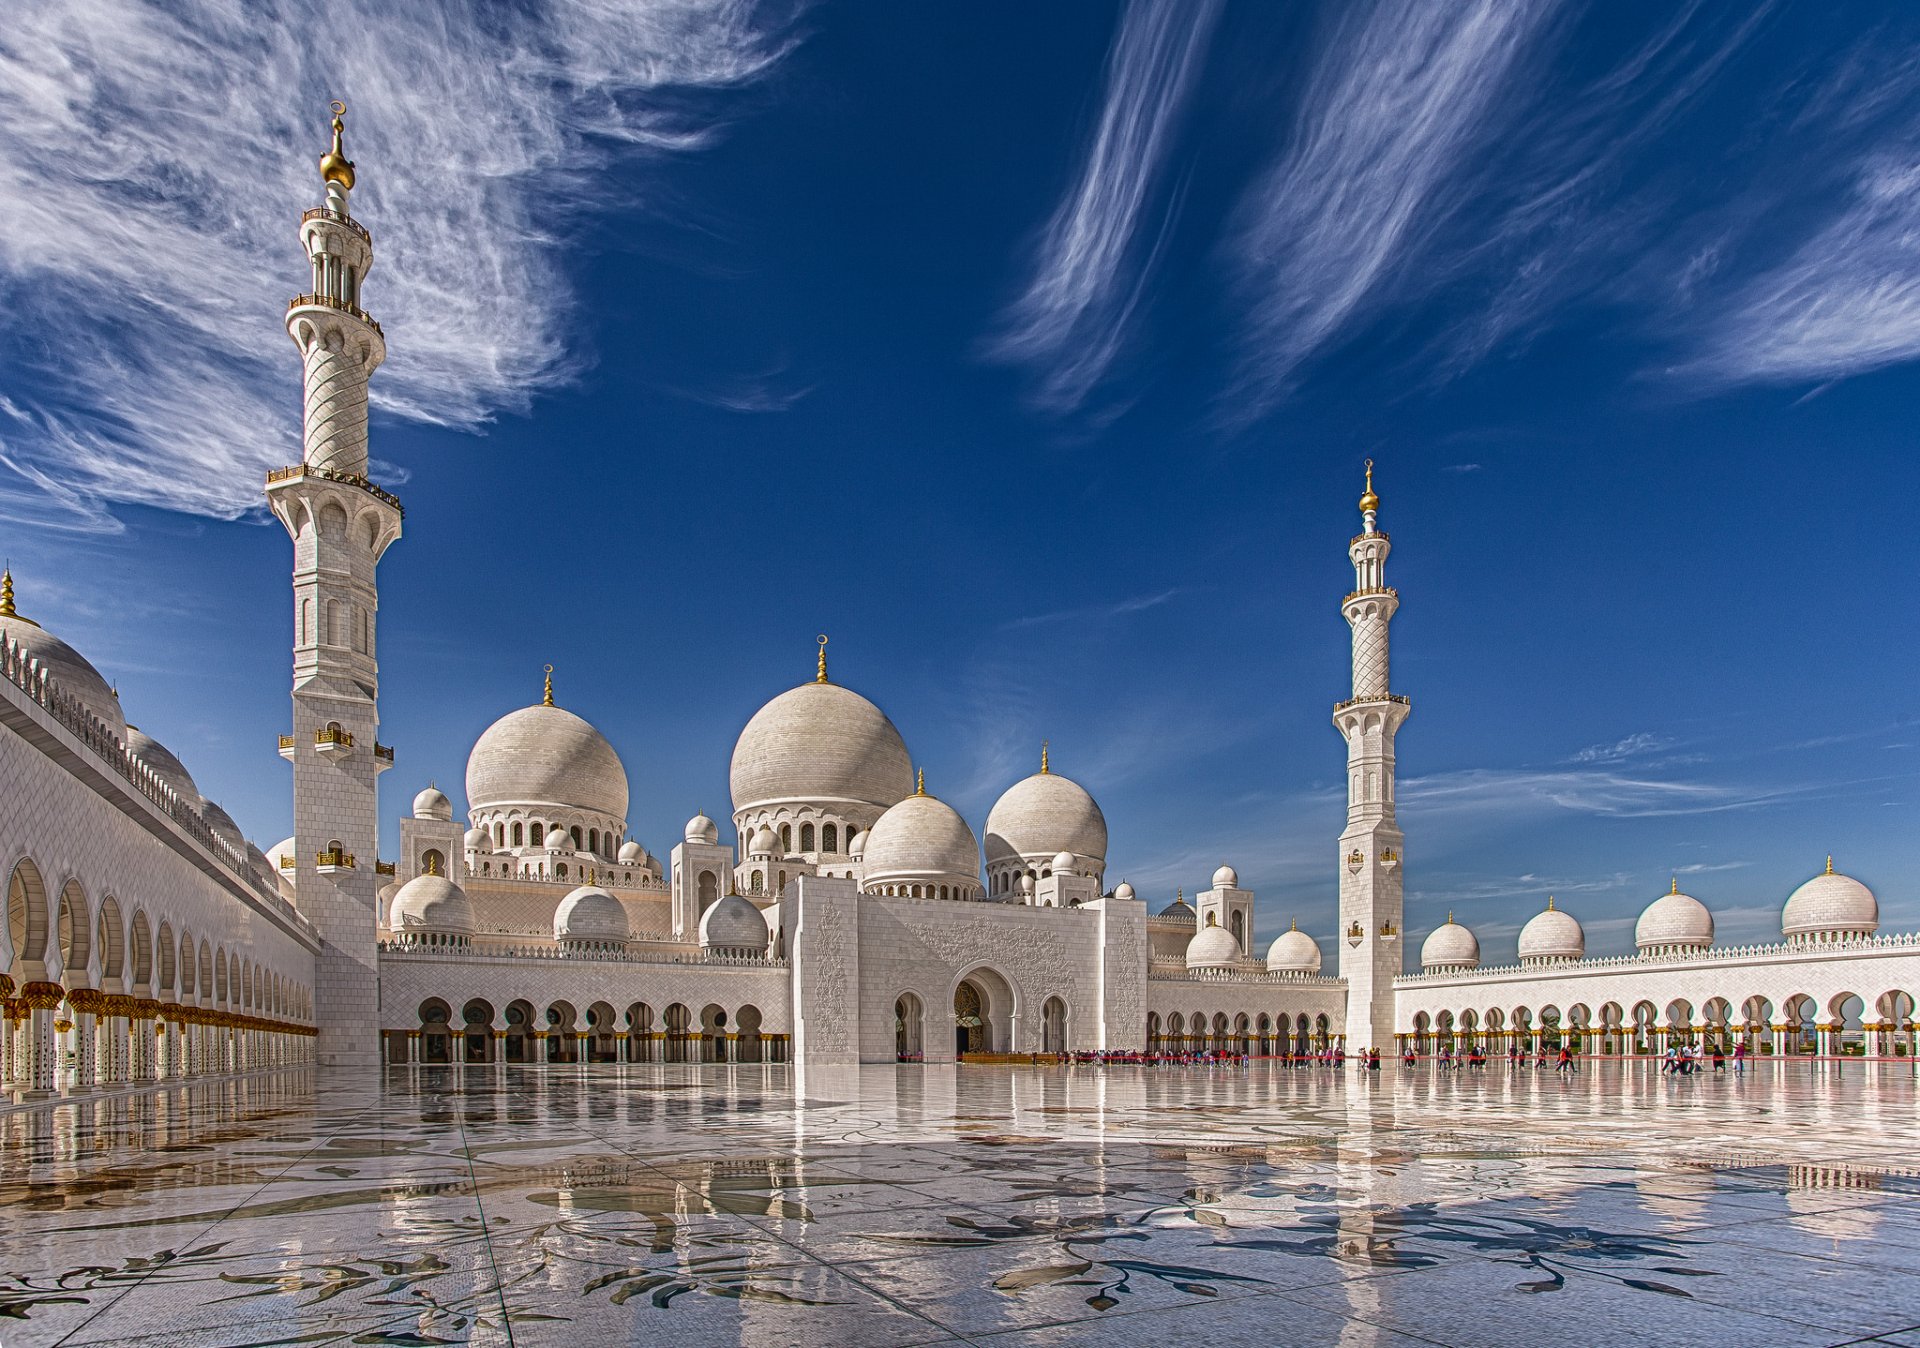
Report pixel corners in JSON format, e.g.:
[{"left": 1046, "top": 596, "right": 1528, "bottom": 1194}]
[{"left": 925, "top": 1042, "right": 1757, "bottom": 1073}]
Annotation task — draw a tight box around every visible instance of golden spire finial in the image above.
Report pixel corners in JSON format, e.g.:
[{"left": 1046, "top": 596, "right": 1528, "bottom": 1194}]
[
  {"left": 1040, "top": 740, "right": 1050, "bottom": 775},
  {"left": 1358, "top": 458, "right": 1380, "bottom": 514},
  {"left": 0, "top": 567, "right": 15, "bottom": 620},
  {"left": 915, "top": 767, "right": 925, "bottom": 796},
  {"left": 1447, "top": 910, "right": 1454, "bottom": 924},
  {"left": 816, "top": 634, "right": 829, "bottom": 684},
  {"left": 319, "top": 101, "right": 356, "bottom": 191},
  {"left": 542, "top": 664, "right": 554, "bottom": 707},
  {"left": 1826, "top": 854, "right": 1834, "bottom": 875},
  {"left": 1290, "top": 916, "right": 1298, "bottom": 931},
  {"left": 1670, "top": 876, "right": 1678, "bottom": 895},
  {"left": 1546, "top": 895, "right": 1555, "bottom": 911},
  {"left": 424, "top": 851, "right": 440, "bottom": 877}
]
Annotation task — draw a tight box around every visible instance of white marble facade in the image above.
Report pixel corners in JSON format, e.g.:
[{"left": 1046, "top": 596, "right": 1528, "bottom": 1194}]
[{"left": 4, "top": 116, "right": 1918, "bottom": 1094}]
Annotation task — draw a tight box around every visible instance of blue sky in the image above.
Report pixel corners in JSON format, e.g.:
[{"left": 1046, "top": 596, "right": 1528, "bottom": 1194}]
[{"left": 2, "top": 0, "right": 1916, "bottom": 964}]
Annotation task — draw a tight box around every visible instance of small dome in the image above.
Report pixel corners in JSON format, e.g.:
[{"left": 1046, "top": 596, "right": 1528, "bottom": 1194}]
[
  {"left": 1212, "top": 864, "right": 1239, "bottom": 889},
  {"left": 984, "top": 769, "right": 1108, "bottom": 871},
  {"left": 466, "top": 702, "right": 628, "bottom": 820},
  {"left": 1050, "top": 850, "right": 1076, "bottom": 874},
  {"left": 1517, "top": 900, "right": 1584, "bottom": 965},
  {"left": 749, "top": 825, "right": 779, "bottom": 855},
  {"left": 1019, "top": 872, "right": 1035, "bottom": 896},
  {"left": 199, "top": 800, "right": 247, "bottom": 857},
  {"left": 847, "top": 829, "right": 868, "bottom": 857},
  {"left": 1186, "top": 924, "right": 1241, "bottom": 970},
  {"left": 1266, "top": 925, "right": 1323, "bottom": 973},
  {"left": 1419, "top": 915, "right": 1479, "bottom": 970},
  {"left": 389, "top": 874, "right": 474, "bottom": 934},
  {"left": 1156, "top": 894, "right": 1196, "bottom": 922},
  {"left": 730, "top": 680, "right": 915, "bottom": 818},
  {"left": 553, "top": 885, "right": 630, "bottom": 943},
  {"left": 378, "top": 880, "right": 400, "bottom": 909},
  {"left": 126, "top": 726, "right": 200, "bottom": 804},
  {"left": 545, "top": 825, "right": 576, "bottom": 852},
  {"left": 464, "top": 827, "right": 492, "bottom": 853},
  {"left": 617, "top": 839, "right": 644, "bottom": 864},
  {"left": 1636, "top": 883, "right": 1714, "bottom": 952},
  {"left": 1783, "top": 860, "right": 1877, "bottom": 940},
  {"left": 1113, "top": 881, "right": 1136, "bottom": 901},
  {"left": 413, "top": 785, "right": 452, "bottom": 820},
  {"left": 861, "top": 792, "right": 981, "bottom": 893},
  {"left": 686, "top": 813, "right": 719, "bottom": 845},
  {"left": 0, "top": 586, "right": 128, "bottom": 743},
  {"left": 699, "top": 893, "right": 769, "bottom": 952}
]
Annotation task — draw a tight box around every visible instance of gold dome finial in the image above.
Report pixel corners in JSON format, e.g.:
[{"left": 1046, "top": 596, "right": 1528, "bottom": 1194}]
[
  {"left": 1040, "top": 740, "right": 1050, "bottom": 775},
  {"left": 1826, "top": 854, "right": 1834, "bottom": 875},
  {"left": 423, "top": 851, "right": 440, "bottom": 877},
  {"left": 319, "top": 101, "right": 356, "bottom": 191},
  {"left": 542, "top": 664, "right": 554, "bottom": 707},
  {"left": 1358, "top": 458, "right": 1379, "bottom": 514},
  {"left": 915, "top": 767, "right": 925, "bottom": 796},
  {"left": 1670, "top": 876, "right": 1678, "bottom": 895},
  {"left": 1447, "top": 910, "right": 1454, "bottom": 924},
  {"left": 816, "top": 633, "right": 829, "bottom": 684},
  {"left": 1546, "top": 895, "right": 1555, "bottom": 911},
  {"left": 1290, "top": 916, "right": 1298, "bottom": 931}
]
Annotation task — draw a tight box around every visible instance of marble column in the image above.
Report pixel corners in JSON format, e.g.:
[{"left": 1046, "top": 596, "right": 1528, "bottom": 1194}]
[
  {"left": 70, "top": 1008, "right": 97, "bottom": 1090},
  {"left": 18, "top": 983, "right": 64, "bottom": 1097}
]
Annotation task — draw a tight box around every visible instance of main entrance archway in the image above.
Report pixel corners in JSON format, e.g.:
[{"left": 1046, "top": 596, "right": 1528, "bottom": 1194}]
[{"left": 952, "top": 967, "right": 1015, "bottom": 1056}]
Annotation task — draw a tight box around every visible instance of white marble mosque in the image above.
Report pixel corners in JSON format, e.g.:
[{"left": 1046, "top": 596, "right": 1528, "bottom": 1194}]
[{"left": 3, "top": 111, "right": 1917, "bottom": 1108}]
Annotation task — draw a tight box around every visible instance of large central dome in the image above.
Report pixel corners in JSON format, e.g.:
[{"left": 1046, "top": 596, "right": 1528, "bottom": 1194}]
[
  {"left": 466, "top": 703, "right": 628, "bottom": 819},
  {"left": 729, "top": 681, "right": 914, "bottom": 815}
]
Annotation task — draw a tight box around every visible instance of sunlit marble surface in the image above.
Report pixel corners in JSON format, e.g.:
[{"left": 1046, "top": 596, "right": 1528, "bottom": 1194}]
[{"left": 3, "top": 1060, "right": 1919, "bottom": 1347}]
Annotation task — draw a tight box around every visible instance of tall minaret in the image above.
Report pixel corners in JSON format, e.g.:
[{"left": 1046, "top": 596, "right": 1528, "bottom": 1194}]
[
  {"left": 264, "top": 104, "right": 399, "bottom": 1069},
  {"left": 1333, "top": 460, "right": 1407, "bottom": 1055}
]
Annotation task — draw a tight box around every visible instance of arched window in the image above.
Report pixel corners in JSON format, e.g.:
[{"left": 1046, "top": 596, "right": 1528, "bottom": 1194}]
[
  {"left": 778, "top": 870, "right": 788, "bottom": 892},
  {"left": 556, "top": 863, "right": 568, "bottom": 880},
  {"left": 511, "top": 822, "right": 524, "bottom": 847},
  {"left": 1206, "top": 912, "right": 1217, "bottom": 926},
  {"left": 800, "top": 823, "right": 815, "bottom": 852},
  {"left": 421, "top": 849, "right": 444, "bottom": 876},
  {"left": 822, "top": 824, "right": 837, "bottom": 853},
  {"left": 300, "top": 598, "right": 312, "bottom": 645},
  {"left": 530, "top": 823, "right": 544, "bottom": 847},
  {"left": 697, "top": 871, "right": 718, "bottom": 908},
  {"left": 589, "top": 828, "right": 599, "bottom": 854},
  {"left": 571, "top": 825, "right": 584, "bottom": 850},
  {"left": 780, "top": 824, "right": 792, "bottom": 853},
  {"left": 326, "top": 599, "right": 341, "bottom": 645},
  {"left": 751, "top": 869, "right": 764, "bottom": 892},
  {"left": 1231, "top": 911, "right": 1245, "bottom": 947}
]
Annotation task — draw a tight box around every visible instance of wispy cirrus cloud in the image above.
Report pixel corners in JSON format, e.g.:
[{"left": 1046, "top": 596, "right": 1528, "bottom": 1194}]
[
  {"left": 1401, "top": 766, "right": 1800, "bottom": 820},
  {"left": 1569, "top": 731, "right": 1673, "bottom": 765},
  {"left": 1226, "top": 0, "right": 1548, "bottom": 416},
  {"left": 985, "top": 0, "right": 1220, "bottom": 415},
  {"left": 1003, "top": 587, "right": 1184, "bottom": 630},
  {"left": 0, "top": 0, "right": 796, "bottom": 531}
]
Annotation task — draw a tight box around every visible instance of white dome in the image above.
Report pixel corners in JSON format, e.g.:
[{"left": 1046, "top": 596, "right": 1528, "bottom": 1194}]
[
  {"left": 1783, "top": 861, "right": 1878, "bottom": 940},
  {"left": 1518, "top": 900, "right": 1584, "bottom": 964},
  {"left": 553, "top": 885, "right": 630, "bottom": 942},
  {"left": 389, "top": 874, "right": 474, "bottom": 934},
  {"left": 749, "top": 825, "right": 779, "bottom": 855},
  {"left": 413, "top": 785, "right": 452, "bottom": 820},
  {"left": 1419, "top": 916, "right": 1480, "bottom": 970},
  {"left": 1, "top": 603, "right": 127, "bottom": 743},
  {"left": 1266, "top": 925, "right": 1323, "bottom": 973},
  {"left": 467, "top": 703, "right": 627, "bottom": 820},
  {"left": 617, "top": 839, "right": 644, "bottom": 864},
  {"left": 699, "top": 893, "right": 769, "bottom": 952},
  {"left": 686, "top": 813, "right": 719, "bottom": 845},
  {"left": 861, "top": 792, "right": 981, "bottom": 892},
  {"left": 1636, "top": 884, "right": 1714, "bottom": 951},
  {"left": 126, "top": 726, "right": 200, "bottom": 804},
  {"left": 199, "top": 800, "right": 247, "bottom": 856},
  {"left": 1050, "top": 850, "right": 1076, "bottom": 874},
  {"left": 730, "top": 680, "right": 914, "bottom": 817},
  {"left": 1113, "top": 881, "right": 1136, "bottom": 901},
  {"left": 847, "top": 829, "right": 868, "bottom": 857},
  {"left": 1019, "top": 872, "right": 1035, "bottom": 896},
  {"left": 464, "top": 827, "right": 492, "bottom": 853},
  {"left": 1212, "top": 864, "right": 1239, "bottom": 889},
  {"left": 1186, "top": 923, "right": 1241, "bottom": 970},
  {"left": 984, "top": 770, "right": 1107, "bottom": 871}
]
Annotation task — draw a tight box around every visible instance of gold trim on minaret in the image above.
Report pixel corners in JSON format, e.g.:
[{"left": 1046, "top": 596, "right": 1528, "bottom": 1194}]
[
  {"left": 816, "top": 634, "right": 829, "bottom": 684},
  {"left": 542, "top": 664, "right": 554, "bottom": 707},
  {"left": 319, "top": 101, "right": 356, "bottom": 190},
  {"left": 1358, "top": 458, "right": 1379, "bottom": 514}
]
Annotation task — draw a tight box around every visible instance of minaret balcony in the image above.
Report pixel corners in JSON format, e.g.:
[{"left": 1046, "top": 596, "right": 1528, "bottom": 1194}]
[
  {"left": 300, "top": 206, "right": 370, "bottom": 246},
  {"left": 1342, "top": 585, "right": 1398, "bottom": 604},
  {"left": 1333, "top": 692, "right": 1411, "bottom": 714},
  {"left": 315, "top": 849, "right": 355, "bottom": 873},
  {"left": 277, "top": 733, "right": 296, "bottom": 761},
  {"left": 265, "top": 463, "right": 404, "bottom": 516},
  {"left": 286, "top": 292, "right": 383, "bottom": 338},
  {"left": 373, "top": 742, "right": 395, "bottom": 773},
  {"left": 314, "top": 725, "right": 354, "bottom": 762},
  {"left": 375, "top": 860, "right": 396, "bottom": 877}
]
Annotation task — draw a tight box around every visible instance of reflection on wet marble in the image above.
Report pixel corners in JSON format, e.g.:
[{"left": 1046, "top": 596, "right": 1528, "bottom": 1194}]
[{"left": 3, "top": 1061, "right": 1919, "bottom": 1346}]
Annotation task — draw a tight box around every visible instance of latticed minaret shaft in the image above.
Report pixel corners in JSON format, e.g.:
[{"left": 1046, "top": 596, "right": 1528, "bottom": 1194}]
[
  {"left": 264, "top": 106, "right": 400, "bottom": 1070},
  {"left": 1334, "top": 461, "right": 1408, "bottom": 1055}
]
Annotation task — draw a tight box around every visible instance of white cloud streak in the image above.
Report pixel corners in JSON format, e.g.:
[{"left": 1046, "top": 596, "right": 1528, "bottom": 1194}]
[
  {"left": 985, "top": 0, "right": 1219, "bottom": 414},
  {"left": 0, "top": 0, "right": 794, "bottom": 529},
  {"left": 1227, "top": 0, "right": 1547, "bottom": 415}
]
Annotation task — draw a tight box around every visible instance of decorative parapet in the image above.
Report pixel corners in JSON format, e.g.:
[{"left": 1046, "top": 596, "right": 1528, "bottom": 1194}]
[
  {"left": 277, "top": 733, "right": 295, "bottom": 750},
  {"left": 0, "top": 631, "right": 305, "bottom": 928},
  {"left": 1393, "top": 930, "right": 1920, "bottom": 987},
  {"left": 286, "top": 291, "right": 383, "bottom": 337},
  {"left": 373, "top": 742, "right": 395, "bottom": 763},
  {"left": 264, "top": 462, "right": 404, "bottom": 516},
  {"left": 314, "top": 725, "right": 354, "bottom": 748},
  {"left": 1148, "top": 958, "right": 1344, "bottom": 988},
  {"left": 377, "top": 940, "right": 787, "bottom": 970},
  {"left": 1334, "top": 692, "right": 1411, "bottom": 714},
  {"left": 300, "top": 205, "right": 371, "bottom": 246},
  {"left": 374, "top": 860, "right": 396, "bottom": 877},
  {"left": 315, "top": 848, "right": 355, "bottom": 870},
  {"left": 1342, "top": 586, "right": 1399, "bottom": 604}
]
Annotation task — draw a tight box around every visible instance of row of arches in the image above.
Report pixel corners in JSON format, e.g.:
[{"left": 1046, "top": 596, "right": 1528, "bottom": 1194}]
[
  {"left": 1146, "top": 1010, "right": 1333, "bottom": 1056},
  {"left": 1407, "top": 990, "right": 1920, "bottom": 1056},
  {"left": 4, "top": 856, "right": 315, "bottom": 1094},
  {"left": 392, "top": 997, "right": 784, "bottom": 1065}
]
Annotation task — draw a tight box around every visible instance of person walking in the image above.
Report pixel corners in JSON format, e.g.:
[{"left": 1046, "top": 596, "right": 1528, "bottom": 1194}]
[{"left": 1733, "top": 1042, "right": 1748, "bottom": 1074}]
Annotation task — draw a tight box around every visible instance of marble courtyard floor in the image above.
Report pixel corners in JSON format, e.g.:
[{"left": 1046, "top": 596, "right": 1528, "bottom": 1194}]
[{"left": 2, "top": 1062, "right": 1918, "bottom": 1347}]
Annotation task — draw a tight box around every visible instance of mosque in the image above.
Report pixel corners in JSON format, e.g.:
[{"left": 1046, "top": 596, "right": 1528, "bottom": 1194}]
[{"left": 1, "top": 114, "right": 1915, "bottom": 1096}]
